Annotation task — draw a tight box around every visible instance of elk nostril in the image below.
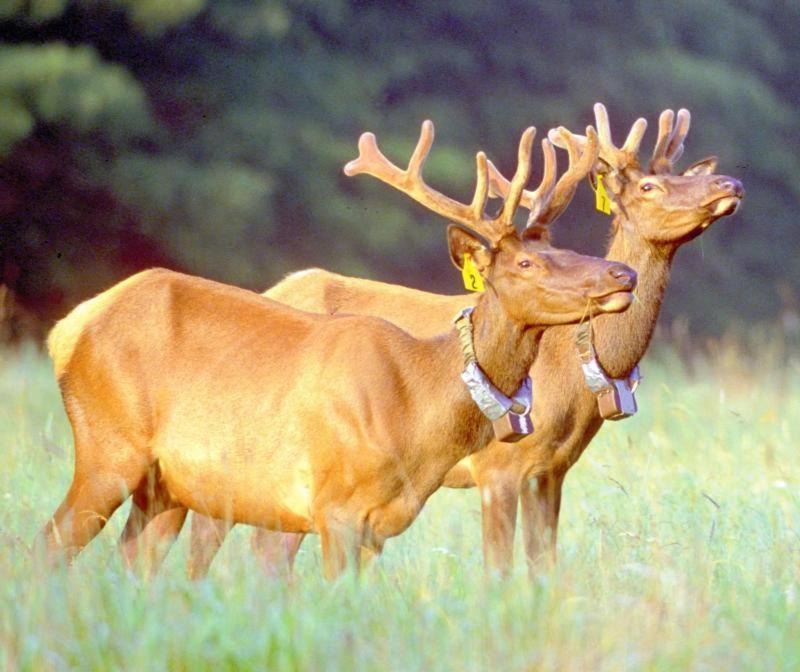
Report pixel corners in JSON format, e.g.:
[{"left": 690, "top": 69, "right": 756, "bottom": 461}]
[
  {"left": 716, "top": 177, "right": 744, "bottom": 197},
  {"left": 608, "top": 264, "right": 636, "bottom": 289}
]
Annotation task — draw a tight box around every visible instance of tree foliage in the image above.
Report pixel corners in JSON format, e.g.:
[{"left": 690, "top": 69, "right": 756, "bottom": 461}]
[{"left": 0, "top": 0, "right": 797, "bottom": 335}]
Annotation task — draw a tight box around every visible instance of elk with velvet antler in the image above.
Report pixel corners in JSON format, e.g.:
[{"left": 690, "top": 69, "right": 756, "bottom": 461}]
[
  {"left": 38, "top": 120, "right": 636, "bottom": 579},
  {"left": 485, "top": 103, "right": 744, "bottom": 573}
]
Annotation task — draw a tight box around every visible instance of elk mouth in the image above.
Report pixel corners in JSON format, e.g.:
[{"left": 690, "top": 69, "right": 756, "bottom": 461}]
[
  {"left": 702, "top": 194, "right": 741, "bottom": 218},
  {"left": 590, "top": 289, "right": 635, "bottom": 313}
]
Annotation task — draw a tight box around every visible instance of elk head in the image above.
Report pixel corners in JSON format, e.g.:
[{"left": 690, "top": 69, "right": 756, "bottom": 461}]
[
  {"left": 446, "top": 228, "right": 635, "bottom": 325},
  {"left": 344, "top": 120, "right": 636, "bottom": 327},
  {"left": 550, "top": 103, "right": 744, "bottom": 247}
]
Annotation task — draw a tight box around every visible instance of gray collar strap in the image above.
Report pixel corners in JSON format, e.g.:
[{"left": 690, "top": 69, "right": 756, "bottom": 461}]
[
  {"left": 453, "top": 307, "right": 533, "bottom": 422},
  {"left": 582, "top": 357, "right": 641, "bottom": 393},
  {"left": 575, "top": 322, "right": 640, "bottom": 393},
  {"left": 575, "top": 321, "right": 641, "bottom": 420}
]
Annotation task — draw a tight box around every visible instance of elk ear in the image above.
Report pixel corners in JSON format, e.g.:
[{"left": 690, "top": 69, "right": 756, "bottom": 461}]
[
  {"left": 522, "top": 224, "right": 550, "bottom": 243},
  {"left": 682, "top": 156, "right": 718, "bottom": 176},
  {"left": 590, "top": 163, "right": 624, "bottom": 195},
  {"left": 447, "top": 225, "right": 492, "bottom": 272}
]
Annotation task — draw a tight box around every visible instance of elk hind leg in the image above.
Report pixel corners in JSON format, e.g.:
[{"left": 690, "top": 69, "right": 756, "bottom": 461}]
[
  {"left": 39, "top": 443, "right": 148, "bottom": 564},
  {"left": 119, "top": 464, "right": 187, "bottom": 577}
]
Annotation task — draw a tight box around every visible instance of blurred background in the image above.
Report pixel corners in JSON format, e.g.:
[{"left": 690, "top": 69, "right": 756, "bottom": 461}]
[{"left": 0, "top": 0, "right": 798, "bottom": 346}]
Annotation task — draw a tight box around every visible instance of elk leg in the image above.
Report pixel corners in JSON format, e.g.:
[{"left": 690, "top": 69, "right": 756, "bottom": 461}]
[
  {"left": 37, "top": 397, "right": 150, "bottom": 564},
  {"left": 317, "top": 513, "right": 362, "bottom": 580},
  {"left": 39, "top": 476, "right": 137, "bottom": 563},
  {"left": 520, "top": 471, "right": 564, "bottom": 575},
  {"left": 119, "top": 468, "right": 187, "bottom": 577},
  {"left": 478, "top": 474, "right": 520, "bottom": 577},
  {"left": 359, "top": 535, "right": 384, "bottom": 568},
  {"left": 39, "top": 459, "right": 148, "bottom": 563},
  {"left": 188, "top": 515, "right": 234, "bottom": 580},
  {"left": 250, "top": 529, "right": 306, "bottom": 578}
]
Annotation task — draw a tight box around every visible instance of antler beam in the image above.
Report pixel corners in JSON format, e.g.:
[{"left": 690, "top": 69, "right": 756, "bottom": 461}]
[{"left": 344, "top": 121, "right": 535, "bottom": 246}]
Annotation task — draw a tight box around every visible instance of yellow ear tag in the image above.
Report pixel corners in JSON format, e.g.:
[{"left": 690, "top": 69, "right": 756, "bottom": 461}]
[
  {"left": 462, "top": 254, "right": 485, "bottom": 292},
  {"left": 594, "top": 174, "right": 612, "bottom": 215}
]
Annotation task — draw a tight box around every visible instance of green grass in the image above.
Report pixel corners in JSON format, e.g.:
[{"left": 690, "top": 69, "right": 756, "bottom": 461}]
[{"left": 1, "top": 343, "right": 798, "bottom": 671}]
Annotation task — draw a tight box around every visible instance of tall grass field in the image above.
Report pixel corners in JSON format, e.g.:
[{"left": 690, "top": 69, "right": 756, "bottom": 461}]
[{"left": 1, "top": 340, "right": 798, "bottom": 670}]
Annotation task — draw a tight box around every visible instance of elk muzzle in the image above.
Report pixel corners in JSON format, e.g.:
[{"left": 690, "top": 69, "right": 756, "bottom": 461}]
[
  {"left": 589, "top": 263, "right": 637, "bottom": 312},
  {"left": 702, "top": 176, "right": 744, "bottom": 218}
]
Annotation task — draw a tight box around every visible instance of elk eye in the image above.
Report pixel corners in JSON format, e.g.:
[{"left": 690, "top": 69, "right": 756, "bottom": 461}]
[
  {"left": 640, "top": 182, "right": 657, "bottom": 193},
  {"left": 518, "top": 259, "right": 532, "bottom": 269}
]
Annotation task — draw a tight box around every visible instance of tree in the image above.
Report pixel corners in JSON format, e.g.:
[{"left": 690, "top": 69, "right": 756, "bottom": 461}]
[{"left": 0, "top": 0, "right": 797, "bottom": 339}]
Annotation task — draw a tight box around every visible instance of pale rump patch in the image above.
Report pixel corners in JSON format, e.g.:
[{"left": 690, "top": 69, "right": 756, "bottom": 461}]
[{"left": 279, "top": 268, "right": 323, "bottom": 284}]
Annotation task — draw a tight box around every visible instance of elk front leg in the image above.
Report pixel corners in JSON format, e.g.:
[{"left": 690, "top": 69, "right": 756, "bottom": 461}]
[
  {"left": 188, "top": 514, "right": 234, "bottom": 580},
  {"left": 477, "top": 473, "right": 521, "bottom": 577},
  {"left": 316, "top": 511, "right": 363, "bottom": 581},
  {"left": 520, "top": 471, "right": 564, "bottom": 575}
]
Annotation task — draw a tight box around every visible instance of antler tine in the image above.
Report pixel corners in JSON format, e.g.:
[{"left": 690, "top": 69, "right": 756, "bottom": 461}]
[
  {"left": 649, "top": 109, "right": 674, "bottom": 174},
  {"left": 471, "top": 151, "right": 490, "bottom": 222},
  {"left": 343, "top": 131, "right": 396, "bottom": 179},
  {"left": 406, "top": 119, "right": 435, "bottom": 178},
  {"left": 523, "top": 139, "right": 557, "bottom": 235},
  {"left": 649, "top": 108, "right": 690, "bottom": 174},
  {"left": 534, "top": 125, "right": 599, "bottom": 226},
  {"left": 593, "top": 102, "right": 646, "bottom": 172},
  {"left": 594, "top": 102, "right": 613, "bottom": 155},
  {"left": 487, "top": 137, "right": 556, "bottom": 226},
  {"left": 344, "top": 120, "right": 436, "bottom": 184},
  {"left": 666, "top": 108, "right": 690, "bottom": 165},
  {"left": 498, "top": 126, "right": 536, "bottom": 228},
  {"left": 344, "top": 120, "right": 503, "bottom": 241},
  {"left": 528, "top": 138, "right": 557, "bottom": 221},
  {"left": 621, "top": 117, "right": 648, "bottom": 159}
]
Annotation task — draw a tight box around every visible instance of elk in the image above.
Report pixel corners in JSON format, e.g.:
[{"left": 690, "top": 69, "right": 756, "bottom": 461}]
[
  {"left": 187, "top": 104, "right": 743, "bottom": 577},
  {"left": 38, "top": 120, "right": 637, "bottom": 579}
]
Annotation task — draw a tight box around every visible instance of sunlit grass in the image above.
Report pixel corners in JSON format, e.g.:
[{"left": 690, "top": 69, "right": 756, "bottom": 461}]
[{"left": 1, "top": 342, "right": 798, "bottom": 670}]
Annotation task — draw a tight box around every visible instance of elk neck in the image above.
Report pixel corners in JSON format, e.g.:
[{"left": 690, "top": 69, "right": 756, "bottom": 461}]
[
  {"left": 588, "top": 216, "right": 673, "bottom": 379},
  {"left": 467, "top": 287, "right": 544, "bottom": 397},
  {"left": 405, "top": 290, "right": 542, "bottom": 463}
]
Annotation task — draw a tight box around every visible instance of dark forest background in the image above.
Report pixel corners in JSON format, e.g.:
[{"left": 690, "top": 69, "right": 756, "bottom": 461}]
[{"left": 0, "top": 0, "right": 798, "bottom": 342}]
